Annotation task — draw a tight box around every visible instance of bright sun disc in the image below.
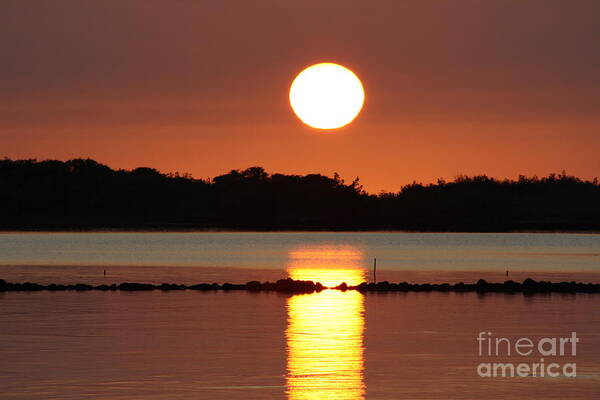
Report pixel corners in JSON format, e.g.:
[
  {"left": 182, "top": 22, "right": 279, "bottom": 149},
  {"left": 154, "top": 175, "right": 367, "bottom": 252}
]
[{"left": 289, "top": 63, "right": 365, "bottom": 130}]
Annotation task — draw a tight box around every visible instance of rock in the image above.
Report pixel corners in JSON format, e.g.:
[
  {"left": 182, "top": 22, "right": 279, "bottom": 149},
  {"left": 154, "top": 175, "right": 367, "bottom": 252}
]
[{"left": 118, "top": 282, "right": 156, "bottom": 291}]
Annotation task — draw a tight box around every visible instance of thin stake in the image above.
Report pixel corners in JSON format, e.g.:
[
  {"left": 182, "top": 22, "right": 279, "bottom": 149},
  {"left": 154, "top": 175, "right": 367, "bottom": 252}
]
[{"left": 373, "top": 257, "right": 377, "bottom": 283}]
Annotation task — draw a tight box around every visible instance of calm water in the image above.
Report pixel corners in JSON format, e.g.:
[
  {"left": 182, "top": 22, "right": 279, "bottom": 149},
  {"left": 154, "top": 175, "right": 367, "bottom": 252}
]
[
  {"left": 1, "top": 290, "right": 599, "bottom": 399},
  {"left": 1, "top": 232, "right": 599, "bottom": 285},
  {"left": 1, "top": 232, "right": 599, "bottom": 399}
]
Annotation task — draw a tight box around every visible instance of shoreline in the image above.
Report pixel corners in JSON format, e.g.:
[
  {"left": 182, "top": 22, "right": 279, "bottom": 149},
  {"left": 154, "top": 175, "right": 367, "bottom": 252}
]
[
  {"left": 1, "top": 228, "right": 600, "bottom": 234},
  {"left": 2, "top": 278, "right": 599, "bottom": 294}
]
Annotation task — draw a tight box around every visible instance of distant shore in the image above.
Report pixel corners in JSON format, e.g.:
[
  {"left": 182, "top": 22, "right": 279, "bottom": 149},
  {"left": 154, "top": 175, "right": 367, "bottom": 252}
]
[
  {"left": 2, "top": 159, "right": 600, "bottom": 232},
  {"left": 1, "top": 226, "right": 600, "bottom": 234},
  {"left": 2, "top": 278, "right": 599, "bottom": 294}
]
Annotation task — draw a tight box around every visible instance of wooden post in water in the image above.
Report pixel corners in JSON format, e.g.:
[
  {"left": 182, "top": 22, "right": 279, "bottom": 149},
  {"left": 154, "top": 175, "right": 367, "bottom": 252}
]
[{"left": 373, "top": 258, "right": 377, "bottom": 283}]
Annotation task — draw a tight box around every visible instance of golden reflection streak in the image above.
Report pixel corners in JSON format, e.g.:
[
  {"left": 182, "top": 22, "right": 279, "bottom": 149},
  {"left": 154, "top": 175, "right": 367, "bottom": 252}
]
[
  {"left": 286, "top": 246, "right": 366, "bottom": 400},
  {"left": 287, "top": 245, "right": 366, "bottom": 287}
]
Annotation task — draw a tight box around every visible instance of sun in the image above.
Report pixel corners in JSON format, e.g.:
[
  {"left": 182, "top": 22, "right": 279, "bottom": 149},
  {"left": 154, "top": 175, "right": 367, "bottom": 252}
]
[{"left": 289, "top": 62, "right": 365, "bottom": 130}]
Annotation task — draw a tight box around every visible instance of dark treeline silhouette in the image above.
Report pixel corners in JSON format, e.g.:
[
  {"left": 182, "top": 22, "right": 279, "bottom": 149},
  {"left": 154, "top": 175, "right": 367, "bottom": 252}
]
[{"left": 1, "top": 158, "right": 599, "bottom": 231}]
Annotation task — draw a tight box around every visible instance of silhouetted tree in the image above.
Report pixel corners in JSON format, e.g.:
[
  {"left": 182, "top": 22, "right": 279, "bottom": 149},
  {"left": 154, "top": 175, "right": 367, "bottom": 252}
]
[{"left": 0, "top": 158, "right": 599, "bottom": 230}]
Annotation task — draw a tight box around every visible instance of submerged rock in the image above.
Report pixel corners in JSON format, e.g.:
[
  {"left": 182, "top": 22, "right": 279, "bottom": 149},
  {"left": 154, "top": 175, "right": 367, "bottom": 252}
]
[{"left": 0, "top": 277, "right": 597, "bottom": 294}]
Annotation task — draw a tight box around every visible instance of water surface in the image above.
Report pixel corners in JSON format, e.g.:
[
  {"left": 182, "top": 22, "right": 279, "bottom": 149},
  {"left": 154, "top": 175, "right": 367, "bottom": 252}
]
[
  {"left": 1, "top": 232, "right": 598, "bottom": 399},
  {"left": 1, "top": 289, "right": 598, "bottom": 399},
  {"left": 1, "top": 232, "right": 599, "bottom": 285}
]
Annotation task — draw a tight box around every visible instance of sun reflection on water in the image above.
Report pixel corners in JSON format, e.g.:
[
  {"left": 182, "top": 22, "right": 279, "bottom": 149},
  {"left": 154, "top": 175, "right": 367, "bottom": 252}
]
[
  {"left": 287, "top": 245, "right": 366, "bottom": 287},
  {"left": 285, "top": 245, "right": 366, "bottom": 400}
]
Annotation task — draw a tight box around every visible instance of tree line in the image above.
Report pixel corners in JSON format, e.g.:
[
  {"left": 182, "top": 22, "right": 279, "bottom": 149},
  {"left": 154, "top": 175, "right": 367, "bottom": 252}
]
[{"left": 1, "top": 158, "right": 599, "bottom": 231}]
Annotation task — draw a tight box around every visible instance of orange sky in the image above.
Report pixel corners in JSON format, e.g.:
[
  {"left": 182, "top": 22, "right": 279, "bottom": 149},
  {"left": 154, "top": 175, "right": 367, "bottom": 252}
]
[{"left": 2, "top": 1, "right": 599, "bottom": 192}]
